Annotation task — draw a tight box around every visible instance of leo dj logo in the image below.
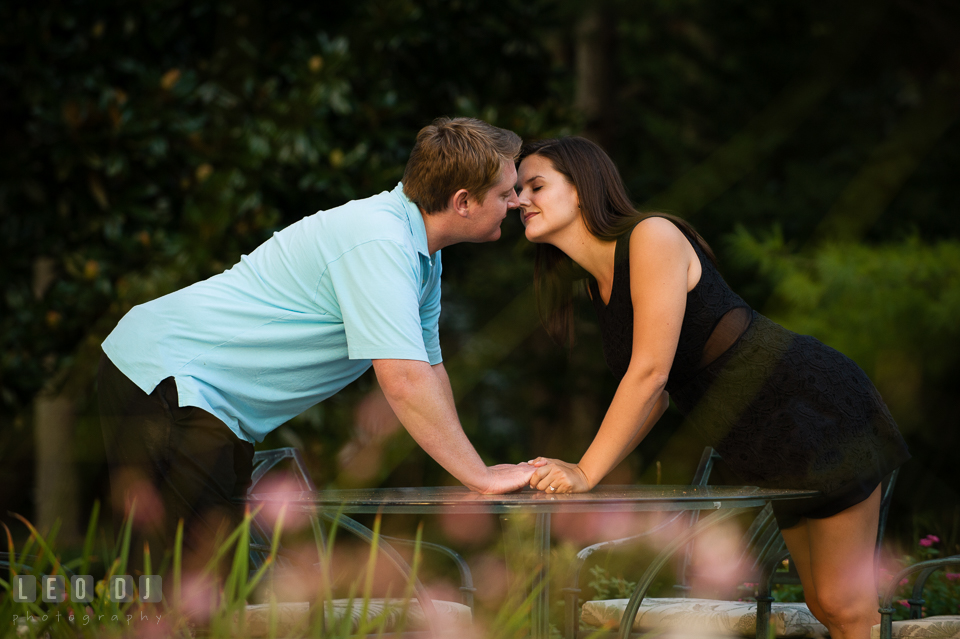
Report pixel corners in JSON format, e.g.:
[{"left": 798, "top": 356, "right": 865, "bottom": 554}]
[{"left": 11, "top": 575, "right": 162, "bottom": 603}]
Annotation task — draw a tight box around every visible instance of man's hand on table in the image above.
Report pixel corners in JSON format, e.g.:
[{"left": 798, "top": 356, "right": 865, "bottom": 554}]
[
  {"left": 527, "top": 457, "right": 592, "bottom": 494},
  {"left": 473, "top": 463, "right": 538, "bottom": 494}
]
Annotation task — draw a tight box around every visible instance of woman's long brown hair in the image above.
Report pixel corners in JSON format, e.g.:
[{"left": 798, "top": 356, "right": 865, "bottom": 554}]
[{"left": 521, "top": 136, "right": 715, "bottom": 347}]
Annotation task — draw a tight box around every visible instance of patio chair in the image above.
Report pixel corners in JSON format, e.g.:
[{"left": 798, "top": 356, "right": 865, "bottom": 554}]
[
  {"left": 561, "top": 446, "right": 722, "bottom": 638},
  {"left": 242, "top": 446, "right": 474, "bottom": 637},
  {"left": 572, "top": 464, "right": 899, "bottom": 639},
  {"left": 874, "top": 554, "right": 960, "bottom": 639}
]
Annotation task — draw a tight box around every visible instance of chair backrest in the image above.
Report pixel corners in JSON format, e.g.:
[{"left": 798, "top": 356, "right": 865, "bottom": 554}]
[
  {"left": 673, "top": 447, "right": 724, "bottom": 594},
  {"left": 251, "top": 447, "right": 318, "bottom": 492},
  {"left": 572, "top": 445, "right": 723, "bottom": 576},
  {"left": 247, "top": 447, "right": 325, "bottom": 570},
  {"left": 876, "top": 468, "right": 899, "bottom": 561}
]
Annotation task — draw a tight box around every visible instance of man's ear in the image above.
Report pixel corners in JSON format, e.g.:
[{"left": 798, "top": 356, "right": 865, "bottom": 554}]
[{"left": 450, "top": 188, "right": 471, "bottom": 218}]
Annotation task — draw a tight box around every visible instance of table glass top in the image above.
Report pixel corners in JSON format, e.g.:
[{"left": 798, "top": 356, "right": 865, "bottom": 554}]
[{"left": 247, "top": 485, "right": 817, "bottom": 514}]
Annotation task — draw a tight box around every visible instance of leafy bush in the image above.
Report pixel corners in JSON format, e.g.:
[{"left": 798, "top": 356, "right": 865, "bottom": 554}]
[
  {"left": 881, "top": 534, "right": 960, "bottom": 621},
  {"left": 587, "top": 564, "right": 638, "bottom": 601}
]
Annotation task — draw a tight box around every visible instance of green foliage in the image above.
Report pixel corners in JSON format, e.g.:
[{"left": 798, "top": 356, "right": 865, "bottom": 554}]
[
  {"left": 587, "top": 564, "right": 638, "bottom": 601},
  {"left": 0, "top": 0, "right": 573, "bottom": 511},
  {"left": 583, "top": 561, "right": 672, "bottom": 604},
  {"left": 729, "top": 229, "right": 960, "bottom": 437},
  {"left": 727, "top": 229, "right": 960, "bottom": 531},
  {"left": 884, "top": 535, "right": 960, "bottom": 621},
  {"left": 771, "top": 581, "right": 804, "bottom": 604},
  {"left": 0, "top": 0, "right": 570, "bottom": 415}
]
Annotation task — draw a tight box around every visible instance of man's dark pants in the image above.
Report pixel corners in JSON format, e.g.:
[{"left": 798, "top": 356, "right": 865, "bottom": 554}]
[{"left": 97, "top": 352, "right": 254, "bottom": 584}]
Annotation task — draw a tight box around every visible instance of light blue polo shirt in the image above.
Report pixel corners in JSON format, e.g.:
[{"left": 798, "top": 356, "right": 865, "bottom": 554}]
[{"left": 102, "top": 183, "right": 442, "bottom": 443}]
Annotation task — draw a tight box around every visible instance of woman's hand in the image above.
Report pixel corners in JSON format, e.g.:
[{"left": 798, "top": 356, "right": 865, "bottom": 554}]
[{"left": 527, "top": 457, "right": 592, "bottom": 493}]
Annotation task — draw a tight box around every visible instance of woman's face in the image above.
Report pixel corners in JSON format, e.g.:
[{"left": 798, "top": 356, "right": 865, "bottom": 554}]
[{"left": 516, "top": 154, "right": 581, "bottom": 244}]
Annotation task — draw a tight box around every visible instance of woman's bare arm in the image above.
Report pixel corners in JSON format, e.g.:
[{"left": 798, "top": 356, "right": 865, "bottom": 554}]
[{"left": 529, "top": 218, "right": 695, "bottom": 492}]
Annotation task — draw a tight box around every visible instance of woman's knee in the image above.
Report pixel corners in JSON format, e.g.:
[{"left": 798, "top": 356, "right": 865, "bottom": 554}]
[
  {"left": 809, "top": 586, "right": 878, "bottom": 627},
  {"left": 798, "top": 589, "right": 824, "bottom": 619}
]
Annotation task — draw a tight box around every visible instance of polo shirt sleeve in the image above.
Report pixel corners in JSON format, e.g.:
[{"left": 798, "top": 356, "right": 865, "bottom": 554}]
[
  {"left": 326, "top": 240, "right": 430, "bottom": 362},
  {"left": 420, "top": 258, "right": 442, "bottom": 365}
]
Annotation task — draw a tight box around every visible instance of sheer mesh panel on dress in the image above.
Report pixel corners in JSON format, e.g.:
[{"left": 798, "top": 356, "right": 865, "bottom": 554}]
[{"left": 697, "top": 306, "right": 752, "bottom": 369}]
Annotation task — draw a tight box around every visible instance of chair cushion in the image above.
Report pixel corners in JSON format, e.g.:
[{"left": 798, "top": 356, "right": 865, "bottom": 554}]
[
  {"left": 870, "top": 616, "right": 960, "bottom": 639},
  {"left": 242, "top": 599, "right": 471, "bottom": 636},
  {"left": 581, "top": 597, "right": 828, "bottom": 637}
]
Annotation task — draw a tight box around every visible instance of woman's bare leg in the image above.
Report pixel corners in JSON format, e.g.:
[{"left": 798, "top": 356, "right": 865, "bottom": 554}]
[
  {"left": 780, "top": 485, "right": 882, "bottom": 639},
  {"left": 779, "top": 521, "right": 828, "bottom": 622}
]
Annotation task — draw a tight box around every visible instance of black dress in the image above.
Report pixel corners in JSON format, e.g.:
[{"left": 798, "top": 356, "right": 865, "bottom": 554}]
[{"left": 589, "top": 218, "right": 910, "bottom": 527}]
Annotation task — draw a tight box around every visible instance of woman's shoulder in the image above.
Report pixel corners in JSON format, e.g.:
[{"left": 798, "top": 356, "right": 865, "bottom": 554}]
[
  {"left": 627, "top": 215, "right": 692, "bottom": 253},
  {"left": 623, "top": 216, "right": 702, "bottom": 293}
]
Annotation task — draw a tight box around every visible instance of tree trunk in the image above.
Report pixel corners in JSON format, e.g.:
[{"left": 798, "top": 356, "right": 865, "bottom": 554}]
[
  {"left": 32, "top": 255, "right": 81, "bottom": 542},
  {"left": 575, "top": 2, "right": 617, "bottom": 150},
  {"left": 33, "top": 392, "right": 80, "bottom": 542}
]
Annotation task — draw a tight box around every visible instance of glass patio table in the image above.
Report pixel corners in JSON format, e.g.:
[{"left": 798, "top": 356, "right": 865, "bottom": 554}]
[{"left": 249, "top": 485, "right": 816, "bottom": 639}]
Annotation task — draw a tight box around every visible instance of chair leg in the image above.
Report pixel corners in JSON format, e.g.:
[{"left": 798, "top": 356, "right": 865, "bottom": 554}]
[
  {"left": 755, "top": 595, "right": 773, "bottom": 639},
  {"left": 878, "top": 604, "right": 895, "bottom": 639}
]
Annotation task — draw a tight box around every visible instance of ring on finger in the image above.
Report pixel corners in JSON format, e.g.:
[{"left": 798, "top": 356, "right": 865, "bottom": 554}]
[{"left": 548, "top": 486, "right": 556, "bottom": 492}]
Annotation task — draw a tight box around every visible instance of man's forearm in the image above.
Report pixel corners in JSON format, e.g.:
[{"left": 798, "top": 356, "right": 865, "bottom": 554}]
[
  {"left": 432, "top": 362, "right": 458, "bottom": 409},
  {"left": 372, "top": 359, "right": 490, "bottom": 491}
]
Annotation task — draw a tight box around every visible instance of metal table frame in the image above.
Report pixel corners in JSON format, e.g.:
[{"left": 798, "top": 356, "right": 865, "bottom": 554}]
[{"left": 249, "top": 485, "right": 815, "bottom": 639}]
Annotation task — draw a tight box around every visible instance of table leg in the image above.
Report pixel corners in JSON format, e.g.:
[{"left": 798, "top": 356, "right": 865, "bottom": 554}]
[
  {"left": 533, "top": 513, "right": 551, "bottom": 639},
  {"left": 499, "top": 513, "right": 553, "bottom": 639}
]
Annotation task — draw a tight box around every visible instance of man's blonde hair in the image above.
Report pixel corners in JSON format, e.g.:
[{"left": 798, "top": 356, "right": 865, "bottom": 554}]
[{"left": 402, "top": 117, "right": 522, "bottom": 213}]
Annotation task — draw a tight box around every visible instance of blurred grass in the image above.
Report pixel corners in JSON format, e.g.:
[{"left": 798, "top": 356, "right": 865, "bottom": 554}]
[{"left": 0, "top": 504, "right": 557, "bottom": 638}]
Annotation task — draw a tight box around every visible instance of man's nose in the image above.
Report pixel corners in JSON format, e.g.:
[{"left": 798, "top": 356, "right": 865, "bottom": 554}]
[{"left": 508, "top": 191, "right": 521, "bottom": 209}]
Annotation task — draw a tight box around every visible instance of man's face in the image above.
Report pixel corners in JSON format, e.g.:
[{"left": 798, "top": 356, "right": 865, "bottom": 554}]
[{"left": 465, "top": 162, "right": 520, "bottom": 243}]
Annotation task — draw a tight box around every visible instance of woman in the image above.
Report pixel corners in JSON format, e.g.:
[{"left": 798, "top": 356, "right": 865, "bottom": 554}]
[{"left": 517, "top": 136, "right": 909, "bottom": 639}]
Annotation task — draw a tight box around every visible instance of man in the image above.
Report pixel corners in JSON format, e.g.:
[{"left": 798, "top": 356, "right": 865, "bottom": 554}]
[{"left": 98, "top": 117, "right": 534, "bottom": 570}]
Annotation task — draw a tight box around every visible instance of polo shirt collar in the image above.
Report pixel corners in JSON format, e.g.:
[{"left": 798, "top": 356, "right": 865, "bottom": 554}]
[{"left": 395, "top": 182, "right": 432, "bottom": 259}]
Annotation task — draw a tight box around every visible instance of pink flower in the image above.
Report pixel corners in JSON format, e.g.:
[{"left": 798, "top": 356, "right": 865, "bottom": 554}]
[
  {"left": 899, "top": 578, "right": 910, "bottom": 586},
  {"left": 897, "top": 599, "right": 909, "bottom": 607},
  {"left": 926, "top": 535, "right": 940, "bottom": 543},
  {"left": 946, "top": 573, "right": 960, "bottom": 581},
  {"left": 919, "top": 539, "right": 933, "bottom": 547}
]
